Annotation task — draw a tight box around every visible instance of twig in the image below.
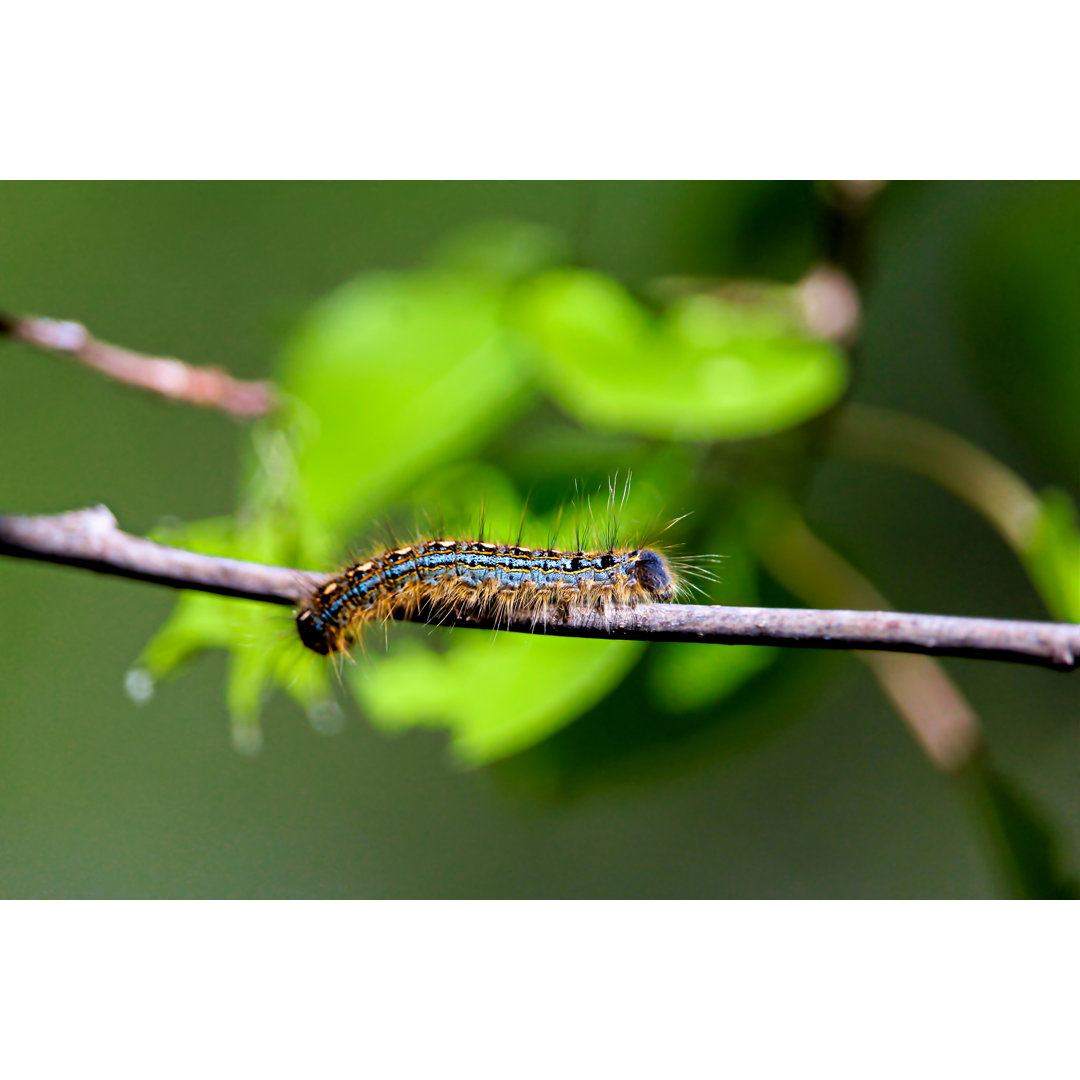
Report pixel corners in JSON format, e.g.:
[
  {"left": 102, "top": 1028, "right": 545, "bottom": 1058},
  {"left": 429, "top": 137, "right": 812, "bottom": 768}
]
[
  {"left": 0, "top": 310, "right": 275, "bottom": 418},
  {"left": 2, "top": 506, "right": 1077, "bottom": 671},
  {"left": 0, "top": 506, "right": 319, "bottom": 604}
]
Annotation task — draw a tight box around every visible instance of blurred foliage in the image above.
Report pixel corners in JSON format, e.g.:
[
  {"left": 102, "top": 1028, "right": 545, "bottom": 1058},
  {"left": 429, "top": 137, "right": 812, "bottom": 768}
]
[
  {"left": 2, "top": 181, "right": 1078, "bottom": 898},
  {"left": 280, "top": 269, "right": 531, "bottom": 536},
  {"left": 133, "top": 219, "right": 858, "bottom": 762},
  {"left": 131, "top": 211, "right": 1079, "bottom": 782},
  {"left": 105, "top": 186, "right": 1079, "bottom": 898},
  {"left": 1025, "top": 488, "right": 1080, "bottom": 623},
  {"left": 514, "top": 270, "right": 847, "bottom": 439}
]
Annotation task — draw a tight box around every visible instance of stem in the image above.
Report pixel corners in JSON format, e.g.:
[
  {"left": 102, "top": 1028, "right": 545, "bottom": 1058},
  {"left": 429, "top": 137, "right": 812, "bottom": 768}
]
[
  {"left": 0, "top": 310, "right": 275, "bottom": 418},
  {"left": 0, "top": 506, "right": 320, "bottom": 605}
]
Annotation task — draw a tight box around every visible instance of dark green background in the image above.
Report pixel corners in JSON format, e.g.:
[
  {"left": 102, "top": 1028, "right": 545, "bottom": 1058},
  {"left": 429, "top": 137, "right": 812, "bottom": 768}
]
[{"left": 0, "top": 182, "right": 1075, "bottom": 897}]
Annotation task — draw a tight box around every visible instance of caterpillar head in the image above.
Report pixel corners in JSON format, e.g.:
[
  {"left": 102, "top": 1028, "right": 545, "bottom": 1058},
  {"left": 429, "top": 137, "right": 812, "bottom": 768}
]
[
  {"left": 296, "top": 607, "right": 333, "bottom": 655},
  {"left": 633, "top": 549, "right": 677, "bottom": 601}
]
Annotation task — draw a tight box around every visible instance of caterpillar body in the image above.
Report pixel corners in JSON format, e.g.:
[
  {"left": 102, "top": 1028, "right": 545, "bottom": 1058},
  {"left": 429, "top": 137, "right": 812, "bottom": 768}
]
[{"left": 296, "top": 538, "right": 680, "bottom": 656}]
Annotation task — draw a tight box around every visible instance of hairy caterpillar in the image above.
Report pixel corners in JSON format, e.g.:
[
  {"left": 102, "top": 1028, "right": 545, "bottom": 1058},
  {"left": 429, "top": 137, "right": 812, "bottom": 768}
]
[{"left": 296, "top": 538, "right": 686, "bottom": 656}]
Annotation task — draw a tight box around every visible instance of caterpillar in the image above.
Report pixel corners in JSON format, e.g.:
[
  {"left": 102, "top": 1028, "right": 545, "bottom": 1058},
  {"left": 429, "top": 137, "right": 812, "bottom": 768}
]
[{"left": 295, "top": 538, "right": 685, "bottom": 656}]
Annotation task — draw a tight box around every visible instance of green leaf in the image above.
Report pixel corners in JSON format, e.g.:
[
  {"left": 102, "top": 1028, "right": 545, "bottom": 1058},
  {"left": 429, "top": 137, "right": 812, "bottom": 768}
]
[
  {"left": 650, "top": 641, "right": 775, "bottom": 714},
  {"left": 279, "top": 270, "right": 534, "bottom": 536},
  {"left": 403, "top": 461, "right": 532, "bottom": 543},
  {"left": 515, "top": 270, "right": 848, "bottom": 440},
  {"left": 492, "top": 648, "right": 836, "bottom": 801},
  {"left": 1023, "top": 488, "right": 1080, "bottom": 622},
  {"left": 225, "top": 627, "right": 277, "bottom": 755},
  {"left": 133, "top": 516, "right": 280, "bottom": 686},
  {"left": 130, "top": 513, "right": 335, "bottom": 749},
  {"left": 351, "top": 634, "right": 644, "bottom": 765},
  {"left": 133, "top": 591, "right": 250, "bottom": 681}
]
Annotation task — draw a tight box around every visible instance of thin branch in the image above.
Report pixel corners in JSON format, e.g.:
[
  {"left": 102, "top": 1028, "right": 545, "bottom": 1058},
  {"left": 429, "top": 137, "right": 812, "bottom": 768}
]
[
  {"left": 0, "top": 506, "right": 319, "bottom": 604},
  {"left": 2, "top": 506, "right": 1078, "bottom": 672},
  {"left": 0, "top": 310, "right": 275, "bottom": 418}
]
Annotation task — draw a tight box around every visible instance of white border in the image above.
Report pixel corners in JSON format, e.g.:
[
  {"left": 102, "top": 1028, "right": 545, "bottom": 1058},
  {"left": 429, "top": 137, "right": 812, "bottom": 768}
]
[{"left": 3, "top": 4, "right": 1075, "bottom": 178}]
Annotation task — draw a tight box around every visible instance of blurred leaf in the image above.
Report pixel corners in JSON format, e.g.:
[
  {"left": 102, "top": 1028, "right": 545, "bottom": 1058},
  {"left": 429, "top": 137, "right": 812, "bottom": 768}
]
[
  {"left": 226, "top": 626, "right": 277, "bottom": 755},
  {"left": 1023, "top": 488, "right": 1080, "bottom": 622},
  {"left": 515, "top": 270, "right": 847, "bottom": 440},
  {"left": 650, "top": 641, "right": 775, "bottom": 714},
  {"left": 134, "top": 591, "right": 252, "bottom": 679},
  {"left": 961, "top": 760, "right": 1080, "bottom": 899},
  {"left": 134, "top": 516, "right": 274, "bottom": 682},
  {"left": 404, "top": 461, "right": 530, "bottom": 543},
  {"left": 962, "top": 185, "right": 1080, "bottom": 479},
  {"left": 279, "top": 270, "right": 534, "bottom": 537},
  {"left": 131, "top": 513, "right": 333, "bottom": 749},
  {"left": 493, "top": 647, "right": 838, "bottom": 801},
  {"left": 352, "top": 634, "right": 644, "bottom": 765}
]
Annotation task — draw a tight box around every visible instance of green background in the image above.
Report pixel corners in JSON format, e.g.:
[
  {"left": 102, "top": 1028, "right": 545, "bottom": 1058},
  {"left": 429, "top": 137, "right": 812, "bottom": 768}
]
[{"left": 0, "top": 182, "right": 1076, "bottom": 897}]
